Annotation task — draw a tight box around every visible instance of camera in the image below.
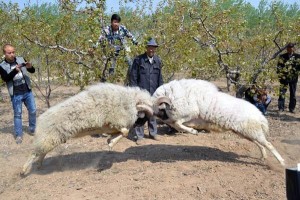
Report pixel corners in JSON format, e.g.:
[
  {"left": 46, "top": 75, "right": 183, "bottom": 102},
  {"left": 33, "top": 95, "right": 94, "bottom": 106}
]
[{"left": 21, "top": 63, "right": 27, "bottom": 67}]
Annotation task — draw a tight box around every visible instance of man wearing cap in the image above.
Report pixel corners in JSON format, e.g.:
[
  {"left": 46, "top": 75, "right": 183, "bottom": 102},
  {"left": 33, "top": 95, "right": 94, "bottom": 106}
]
[
  {"left": 277, "top": 43, "right": 300, "bottom": 113},
  {"left": 129, "top": 38, "right": 163, "bottom": 144}
]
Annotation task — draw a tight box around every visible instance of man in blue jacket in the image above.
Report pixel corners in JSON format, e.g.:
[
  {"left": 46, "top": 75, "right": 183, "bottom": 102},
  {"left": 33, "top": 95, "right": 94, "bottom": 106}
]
[
  {"left": 0, "top": 44, "right": 36, "bottom": 144},
  {"left": 129, "top": 38, "right": 163, "bottom": 144}
]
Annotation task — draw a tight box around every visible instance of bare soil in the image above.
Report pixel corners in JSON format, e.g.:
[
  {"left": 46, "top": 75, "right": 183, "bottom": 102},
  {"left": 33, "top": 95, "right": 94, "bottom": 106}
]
[{"left": 0, "top": 80, "right": 299, "bottom": 200}]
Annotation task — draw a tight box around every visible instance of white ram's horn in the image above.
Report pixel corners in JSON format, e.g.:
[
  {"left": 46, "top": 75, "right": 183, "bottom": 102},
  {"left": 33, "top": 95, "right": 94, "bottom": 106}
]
[
  {"left": 137, "top": 104, "right": 153, "bottom": 116},
  {"left": 156, "top": 96, "right": 172, "bottom": 106}
]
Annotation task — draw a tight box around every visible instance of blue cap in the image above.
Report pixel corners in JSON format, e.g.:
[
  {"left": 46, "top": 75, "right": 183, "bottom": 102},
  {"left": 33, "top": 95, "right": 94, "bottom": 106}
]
[
  {"left": 146, "top": 38, "right": 159, "bottom": 47},
  {"left": 287, "top": 43, "right": 295, "bottom": 48}
]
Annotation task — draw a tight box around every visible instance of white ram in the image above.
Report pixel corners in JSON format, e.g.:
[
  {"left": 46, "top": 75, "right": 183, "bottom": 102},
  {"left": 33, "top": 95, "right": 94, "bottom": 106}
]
[
  {"left": 153, "top": 79, "right": 285, "bottom": 166},
  {"left": 22, "top": 83, "right": 153, "bottom": 175}
]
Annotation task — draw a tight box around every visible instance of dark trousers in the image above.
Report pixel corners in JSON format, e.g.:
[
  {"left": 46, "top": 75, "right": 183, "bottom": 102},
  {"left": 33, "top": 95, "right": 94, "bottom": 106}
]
[
  {"left": 278, "top": 79, "right": 298, "bottom": 111},
  {"left": 109, "top": 53, "right": 132, "bottom": 76},
  {"left": 134, "top": 116, "right": 157, "bottom": 140}
]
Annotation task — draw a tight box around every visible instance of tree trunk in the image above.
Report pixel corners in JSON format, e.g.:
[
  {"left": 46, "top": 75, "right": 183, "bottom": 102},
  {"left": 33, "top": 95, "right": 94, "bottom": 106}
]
[{"left": 0, "top": 87, "right": 3, "bottom": 102}]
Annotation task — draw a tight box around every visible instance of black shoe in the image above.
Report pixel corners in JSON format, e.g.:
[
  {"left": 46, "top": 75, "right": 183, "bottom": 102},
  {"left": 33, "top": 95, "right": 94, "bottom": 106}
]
[
  {"left": 16, "top": 136, "right": 23, "bottom": 144},
  {"left": 149, "top": 135, "right": 160, "bottom": 141},
  {"left": 28, "top": 127, "right": 35, "bottom": 136},
  {"left": 289, "top": 110, "right": 295, "bottom": 114},
  {"left": 136, "top": 138, "right": 144, "bottom": 145}
]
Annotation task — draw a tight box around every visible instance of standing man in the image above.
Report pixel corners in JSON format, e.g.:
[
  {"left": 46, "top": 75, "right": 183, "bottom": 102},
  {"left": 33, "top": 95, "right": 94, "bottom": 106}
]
[
  {"left": 129, "top": 38, "right": 163, "bottom": 144},
  {"left": 277, "top": 43, "right": 300, "bottom": 113},
  {"left": 0, "top": 44, "right": 36, "bottom": 144},
  {"left": 93, "top": 14, "right": 138, "bottom": 81}
]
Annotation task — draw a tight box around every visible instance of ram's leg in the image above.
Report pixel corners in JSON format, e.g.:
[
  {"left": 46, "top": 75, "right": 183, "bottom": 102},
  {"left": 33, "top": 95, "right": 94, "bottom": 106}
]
[
  {"left": 253, "top": 141, "right": 267, "bottom": 160},
  {"left": 108, "top": 135, "right": 123, "bottom": 150},
  {"left": 21, "top": 153, "right": 38, "bottom": 175},
  {"left": 172, "top": 121, "right": 198, "bottom": 135},
  {"left": 22, "top": 152, "right": 47, "bottom": 175},
  {"left": 120, "top": 128, "right": 129, "bottom": 137},
  {"left": 255, "top": 136, "right": 285, "bottom": 166},
  {"left": 107, "top": 128, "right": 129, "bottom": 150},
  {"left": 183, "top": 118, "right": 213, "bottom": 132},
  {"left": 36, "top": 153, "right": 47, "bottom": 169}
]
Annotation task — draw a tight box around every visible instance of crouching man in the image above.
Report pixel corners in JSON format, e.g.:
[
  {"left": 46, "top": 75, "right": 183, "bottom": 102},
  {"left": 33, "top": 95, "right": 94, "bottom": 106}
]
[{"left": 254, "top": 87, "right": 271, "bottom": 115}]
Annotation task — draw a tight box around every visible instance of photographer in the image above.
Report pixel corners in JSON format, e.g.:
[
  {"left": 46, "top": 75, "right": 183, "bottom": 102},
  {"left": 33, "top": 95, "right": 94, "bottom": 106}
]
[
  {"left": 0, "top": 44, "right": 36, "bottom": 144},
  {"left": 253, "top": 87, "right": 271, "bottom": 115}
]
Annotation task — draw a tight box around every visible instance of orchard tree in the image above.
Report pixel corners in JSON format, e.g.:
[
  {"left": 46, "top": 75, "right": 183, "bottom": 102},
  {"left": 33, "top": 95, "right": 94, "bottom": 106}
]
[
  {"left": 0, "top": 0, "right": 299, "bottom": 104},
  {"left": 187, "top": 0, "right": 300, "bottom": 96}
]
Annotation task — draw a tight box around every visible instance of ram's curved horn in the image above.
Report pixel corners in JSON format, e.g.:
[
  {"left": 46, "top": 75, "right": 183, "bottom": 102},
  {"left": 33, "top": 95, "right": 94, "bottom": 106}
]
[
  {"left": 136, "top": 104, "right": 153, "bottom": 117},
  {"left": 156, "top": 96, "right": 172, "bottom": 109}
]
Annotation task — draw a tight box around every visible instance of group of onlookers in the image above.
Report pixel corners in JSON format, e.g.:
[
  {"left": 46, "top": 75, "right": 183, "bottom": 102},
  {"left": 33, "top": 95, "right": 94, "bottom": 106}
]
[{"left": 245, "top": 43, "right": 300, "bottom": 115}]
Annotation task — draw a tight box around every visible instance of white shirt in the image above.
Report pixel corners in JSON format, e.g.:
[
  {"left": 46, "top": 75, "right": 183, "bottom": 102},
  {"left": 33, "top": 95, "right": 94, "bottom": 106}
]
[{"left": 148, "top": 56, "right": 154, "bottom": 64}]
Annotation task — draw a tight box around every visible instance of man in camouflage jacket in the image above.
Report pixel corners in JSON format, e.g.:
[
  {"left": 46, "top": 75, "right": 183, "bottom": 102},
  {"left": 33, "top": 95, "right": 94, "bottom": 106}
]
[
  {"left": 95, "top": 14, "right": 137, "bottom": 80},
  {"left": 277, "top": 43, "right": 300, "bottom": 113}
]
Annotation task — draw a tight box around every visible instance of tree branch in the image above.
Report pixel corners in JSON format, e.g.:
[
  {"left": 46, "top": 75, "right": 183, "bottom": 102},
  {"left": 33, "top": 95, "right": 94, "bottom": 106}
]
[{"left": 23, "top": 34, "right": 88, "bottom": 56}]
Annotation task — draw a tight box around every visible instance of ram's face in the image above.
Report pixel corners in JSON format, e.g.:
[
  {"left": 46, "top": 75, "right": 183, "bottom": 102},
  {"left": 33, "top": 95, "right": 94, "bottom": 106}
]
[
  {"left": 135, "top": 91, "right": 154, "bottom": 120},
  {"left": 135, "top": 102, "right": 153, "bottom": 127},
  {"left": 153, "top": 96, "right": 173, "bottom": 121}
]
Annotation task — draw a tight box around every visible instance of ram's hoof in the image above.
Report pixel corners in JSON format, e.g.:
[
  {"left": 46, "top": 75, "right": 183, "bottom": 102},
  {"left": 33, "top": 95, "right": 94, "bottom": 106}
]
[
  {"left": 107, "top": 138, "right": 111, "bottom": 144},
  {"left": 108, "top": 143, "right": 114, "bottom": 151}
]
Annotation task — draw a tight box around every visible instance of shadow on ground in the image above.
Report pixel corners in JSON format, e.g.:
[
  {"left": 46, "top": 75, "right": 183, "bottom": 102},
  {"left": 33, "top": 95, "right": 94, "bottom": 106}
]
[
  {"left": 281, "top": 139, "right": 300, "bottom": 145},
  {"left": 31, "top": 144, "right": 262, "bottom": 175},
  {"left": 266, "top": 109, "right": 300, "bottom": 122}
]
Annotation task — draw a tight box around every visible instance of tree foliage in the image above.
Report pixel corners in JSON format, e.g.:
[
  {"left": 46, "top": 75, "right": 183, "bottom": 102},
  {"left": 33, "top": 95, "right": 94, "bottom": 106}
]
[{"left": 0, "top": 0, "right": 299, "bottom": 101}]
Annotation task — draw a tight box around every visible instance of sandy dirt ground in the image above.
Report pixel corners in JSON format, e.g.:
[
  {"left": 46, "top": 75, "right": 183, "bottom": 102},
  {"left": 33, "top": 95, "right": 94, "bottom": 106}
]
[{"left": 0, "top": 80, "right": 299, "bottom": 200}]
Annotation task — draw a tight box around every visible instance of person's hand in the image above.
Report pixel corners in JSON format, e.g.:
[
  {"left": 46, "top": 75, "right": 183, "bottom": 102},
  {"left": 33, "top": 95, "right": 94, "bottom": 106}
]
[
  {"left": 15, "top": 64, "right": 22, "bottom": 72},
  {"left": 25, "top": 62, "right": 32, "bottom": 68},
  {"left": 15, "top": 62, "right": 32, "bottom": 72}
]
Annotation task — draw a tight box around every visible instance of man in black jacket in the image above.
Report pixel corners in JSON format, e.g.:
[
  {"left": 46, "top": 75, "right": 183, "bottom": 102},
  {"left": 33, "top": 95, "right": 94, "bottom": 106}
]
[
  {"left": 277, "top": 43, "right": 300, "bottom": 113},
  {"left": 129, "top": 38, "right": 163, "bottom": 144},
  {"left": 0, "top": 44, "right": 36, "bottom": 144}
]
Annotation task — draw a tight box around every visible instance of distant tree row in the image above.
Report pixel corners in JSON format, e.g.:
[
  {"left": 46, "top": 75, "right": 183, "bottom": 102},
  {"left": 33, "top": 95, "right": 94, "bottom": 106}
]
[{"left": 0, "top": 0, "right": 299, "bottom": 104}]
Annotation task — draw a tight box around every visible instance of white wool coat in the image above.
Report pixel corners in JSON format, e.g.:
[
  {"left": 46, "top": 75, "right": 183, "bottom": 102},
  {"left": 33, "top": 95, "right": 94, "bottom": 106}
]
[
  {"left": 34, "top": 83, "right": 152, "bottom": 153},
  {"left": 153, "top": 79, "right": 268, "bottom": 139}
]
